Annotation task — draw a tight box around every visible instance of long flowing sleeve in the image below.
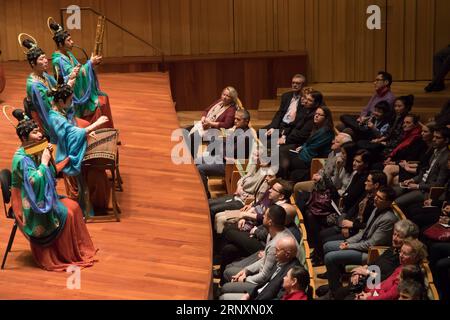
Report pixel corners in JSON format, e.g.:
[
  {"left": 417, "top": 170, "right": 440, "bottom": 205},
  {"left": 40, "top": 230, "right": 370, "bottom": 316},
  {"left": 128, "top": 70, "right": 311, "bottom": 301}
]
[{"left": 49, "top": 110, "right": 87, "bottom": 176}]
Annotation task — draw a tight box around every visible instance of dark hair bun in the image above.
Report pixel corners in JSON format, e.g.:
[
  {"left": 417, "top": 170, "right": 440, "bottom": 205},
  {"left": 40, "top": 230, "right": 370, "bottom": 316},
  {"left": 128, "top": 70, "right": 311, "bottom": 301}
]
[
  {"left": 22, "top": 39, "right": 36, "bottom": 50},
  {"left": 49, "top": 21, "right": 61, "bottom": 32},
  {"left": 406, "top": 94, "right": 415, "bottom": 106},
  {"left": 12, "top": 109, "right": 25, "bottom": 122}
]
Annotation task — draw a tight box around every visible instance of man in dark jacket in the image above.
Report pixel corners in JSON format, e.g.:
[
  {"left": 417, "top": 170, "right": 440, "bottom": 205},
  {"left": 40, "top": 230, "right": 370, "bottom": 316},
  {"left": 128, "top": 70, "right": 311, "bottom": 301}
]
[{"left": 263, "top": 74, "right": 306, "bottom": 141}]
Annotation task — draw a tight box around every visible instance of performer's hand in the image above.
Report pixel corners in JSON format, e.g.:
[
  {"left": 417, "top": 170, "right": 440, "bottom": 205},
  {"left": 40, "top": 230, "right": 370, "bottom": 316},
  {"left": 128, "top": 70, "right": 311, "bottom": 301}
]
[
  {"left": 95, "top": 115, "right": 109, "bottom": 127},
  {"left": 90, "top": 54, "right": 103, "bottom": 66},
  {"left": 88, "top": 131, "right": 98, "bottom": 140},
  {"left": 67, "top": 77, "right": 76, "bottom": 88},
  {"left": 69, "top": 65, "right": 81, "bottom": 80},
  {"left": 41, "top": 148, "right": 52, "bottom": 166}
]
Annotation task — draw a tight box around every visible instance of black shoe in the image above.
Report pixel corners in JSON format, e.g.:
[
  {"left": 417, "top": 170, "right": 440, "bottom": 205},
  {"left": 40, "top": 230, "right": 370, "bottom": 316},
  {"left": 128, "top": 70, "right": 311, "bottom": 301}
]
[
  {"left": 312, "top": 255, "right": 324, "bottom": 267},
  {"left": 425, "top": 82, "right": 445, "bottom": 92},
  {"left": 317, "top": 271, "right": 328, "bottom": 279},
  {"left": 316, "top": 284, "right": 330, "bottom": 297}
]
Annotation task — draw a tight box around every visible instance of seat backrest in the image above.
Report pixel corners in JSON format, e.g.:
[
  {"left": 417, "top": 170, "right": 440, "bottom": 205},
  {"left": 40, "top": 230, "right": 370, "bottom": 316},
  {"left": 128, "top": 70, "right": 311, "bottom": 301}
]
[
  {"left": 0, "top": 169, "right": 12, "bottom": 219},
  {"left": 0, "top": 169, "right": 12, "bottom": 204}
]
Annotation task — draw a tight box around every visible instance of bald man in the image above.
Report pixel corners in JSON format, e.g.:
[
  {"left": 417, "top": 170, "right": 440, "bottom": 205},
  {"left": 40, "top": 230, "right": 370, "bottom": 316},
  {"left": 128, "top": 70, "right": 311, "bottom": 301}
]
[{"left": 220, "top": 236, "right": 301, "bottom": 300}]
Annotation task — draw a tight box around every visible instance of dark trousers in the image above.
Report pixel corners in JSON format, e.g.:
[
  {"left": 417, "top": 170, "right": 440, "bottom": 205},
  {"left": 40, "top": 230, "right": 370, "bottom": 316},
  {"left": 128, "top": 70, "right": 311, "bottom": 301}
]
[
  {"left": 304, "top": 210, "right": 329, "bottom": 252},
  {"left": 209, "top": 196, "right": 244, "bottom": 220},
  {"left": 405, "top": 203, "right": 441, "bottom": 231},
  {"left": 219, "top": 225, "right": 265, "bottom": 283},
  {"left": 316, "top": 226, "right": 346, "bottom": 258},
  {"left": 432, "top": 45, "right": 450, "bottom": 87}
]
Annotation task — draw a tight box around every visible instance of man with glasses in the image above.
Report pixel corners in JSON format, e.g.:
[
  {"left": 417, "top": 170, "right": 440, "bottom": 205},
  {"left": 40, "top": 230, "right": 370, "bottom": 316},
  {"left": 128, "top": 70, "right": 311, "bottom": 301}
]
[
  {"left": 320, "top": 186, "right": 398, "bottom": 298},
  {"left": 339, "top": 71, "right": 395, "bottom": 132},
  {"left": 263, "top": 74, "right": 306, "bottom": 142}
]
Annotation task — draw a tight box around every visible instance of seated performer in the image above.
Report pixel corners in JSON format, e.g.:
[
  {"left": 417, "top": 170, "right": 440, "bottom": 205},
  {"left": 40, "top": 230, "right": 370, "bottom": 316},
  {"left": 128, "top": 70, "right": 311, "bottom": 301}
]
[
  {"left": 48, "top": 18, "right": 114, "bottom": 128},
  {"left": 20, "top": 35, "right": 62, "bottom": 142},
  {"left": 8, "top": 109, "right": 96, "bottom": 271},
  {"left": 48, "top": 82, "right": 111, "bottom": 214}
]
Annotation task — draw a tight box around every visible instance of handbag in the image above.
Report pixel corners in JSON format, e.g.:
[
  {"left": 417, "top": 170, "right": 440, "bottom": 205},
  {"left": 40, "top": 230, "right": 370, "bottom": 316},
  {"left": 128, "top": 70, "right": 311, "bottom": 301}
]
[
  {"left": 423, "top": 223, "right": 450, "bottom": 242},
  {"left": 306, "top": 189, "right": 334, "bottom": 217}
]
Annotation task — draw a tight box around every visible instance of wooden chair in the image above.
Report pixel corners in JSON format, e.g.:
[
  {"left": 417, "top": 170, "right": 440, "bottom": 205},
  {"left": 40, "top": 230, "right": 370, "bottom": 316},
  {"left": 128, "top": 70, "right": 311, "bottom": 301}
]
[
  {"left": 305, "top": 258, "right": 316, "bottom": 298},
  {"left": 0, "top": 169, "right": 18, "bottom": 269},
  {"left": 428, "top": 187, "right": 445, "bottom": 201},
  {"left": 428, "top": 282, "right": 440, "bottom": 300},
  {"left": 367, "top": 246, "right": 390, "bottom": 264},
  {"left": 299, "top": 223, "right": 308, "bottom": 242},
  {"left": 392, "top": 202, "right": 407, "bottom": 220},
  {"left": 303, "top": 239, "right": 311, "bottom": 259},
  {"left": 310, "top": 158, "right": 325, "bottom": 179}
]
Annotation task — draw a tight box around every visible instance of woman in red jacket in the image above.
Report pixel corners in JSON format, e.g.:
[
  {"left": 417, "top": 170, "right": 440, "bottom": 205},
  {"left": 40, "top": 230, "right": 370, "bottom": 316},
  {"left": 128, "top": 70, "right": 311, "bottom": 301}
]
[{"left": 355, "top": 238, "right": 427, "bottom": 300}]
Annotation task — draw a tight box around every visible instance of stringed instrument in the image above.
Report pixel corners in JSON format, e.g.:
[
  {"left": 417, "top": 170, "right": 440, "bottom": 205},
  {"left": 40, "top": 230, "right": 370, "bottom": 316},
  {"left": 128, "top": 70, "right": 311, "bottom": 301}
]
[{"left": 0, "top": 50, "right": 5, "bottom": 93}]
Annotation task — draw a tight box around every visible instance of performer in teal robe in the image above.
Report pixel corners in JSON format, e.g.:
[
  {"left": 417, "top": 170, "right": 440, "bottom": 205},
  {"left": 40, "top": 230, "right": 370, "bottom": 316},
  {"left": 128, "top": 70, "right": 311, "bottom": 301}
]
[{"left": 48, "top": 19, "right": 114, "bottom": 127}]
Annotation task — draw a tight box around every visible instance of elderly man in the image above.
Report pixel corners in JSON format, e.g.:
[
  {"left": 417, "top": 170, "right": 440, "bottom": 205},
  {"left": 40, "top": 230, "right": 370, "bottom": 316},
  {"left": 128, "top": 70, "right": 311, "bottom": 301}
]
[
  {"left": 263, "top": 74, "right": 306, "bottom": 142},
  {"left": 320, "top": 186, "right": 399, "bottom": 297},
  {"left": 219, "top": 236, "right": 300, "bottom": 300}
]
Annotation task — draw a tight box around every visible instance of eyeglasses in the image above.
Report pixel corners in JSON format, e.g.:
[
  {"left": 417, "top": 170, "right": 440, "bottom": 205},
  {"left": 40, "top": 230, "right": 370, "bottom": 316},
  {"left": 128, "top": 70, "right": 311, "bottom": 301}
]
[
  {"left": 314, "top": 113, "right": 326, "bottom": 117},
  {"left": 292, "top": 81, "right": 304, "bottom": 85},
  {"left": 270, "top": 187, "right": 283, "bottom": 193},
  {"left": 375, "top": 194, "right": 388, "bottom": 201}
]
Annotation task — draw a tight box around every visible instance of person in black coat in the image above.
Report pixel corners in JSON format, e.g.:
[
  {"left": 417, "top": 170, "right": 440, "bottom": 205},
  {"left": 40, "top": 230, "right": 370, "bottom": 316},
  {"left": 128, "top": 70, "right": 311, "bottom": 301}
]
[{"left": 263, "top": 74, "right": 306, "bottom": 145}]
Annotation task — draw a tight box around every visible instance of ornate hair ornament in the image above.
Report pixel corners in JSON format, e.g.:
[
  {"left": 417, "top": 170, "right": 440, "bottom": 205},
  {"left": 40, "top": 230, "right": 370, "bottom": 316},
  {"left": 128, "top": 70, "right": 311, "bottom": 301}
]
[
  {"left": 47, "top": 17, "right": 70, "bottom": 46},
  {"left": 18, "top": 33, "right": 45, "bottom": 67},
  {"left": 2, "top": 105, "right": 17, "bottom": 128}
]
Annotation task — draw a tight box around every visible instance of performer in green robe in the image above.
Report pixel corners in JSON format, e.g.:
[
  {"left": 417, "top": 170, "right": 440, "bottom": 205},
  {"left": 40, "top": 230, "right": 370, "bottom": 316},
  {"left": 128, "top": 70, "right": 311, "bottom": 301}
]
[
  {"left": 48, "top": 19, "right": 114, "bottom": 128},
  {"left": 9, "top": 109, "right": 96, "bottom": 271}
]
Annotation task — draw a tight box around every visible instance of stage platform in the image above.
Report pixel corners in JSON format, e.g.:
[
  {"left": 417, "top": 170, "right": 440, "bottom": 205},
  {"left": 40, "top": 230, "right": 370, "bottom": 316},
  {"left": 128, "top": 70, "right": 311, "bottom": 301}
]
[{"left": 0, "top": 62, "right": 212, "bottom": 299}]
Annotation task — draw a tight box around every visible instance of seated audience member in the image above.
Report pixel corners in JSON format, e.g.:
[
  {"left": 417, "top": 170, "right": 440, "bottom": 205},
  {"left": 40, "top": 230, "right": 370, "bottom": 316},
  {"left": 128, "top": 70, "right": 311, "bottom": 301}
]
[
  {"left": 384, "top": 114, "right": 425, "bottom": 163},
  {"left": 398, "top": 279, "right": 426, "bottom": 300},
  {"left": 196, "top": 109, "right": 254, "bottom": 198},
  {"left": 208, "top": 147, "right": 270, "bottom": 219},
  {"left": 217, "top": 180, "right": 296, "bottom": 278},
  {"left": 405, "top": 177, "right": 449, "bottom": 231},
  {"left": 280, "top": 265, "right": 312, "bottom": 300},
  {"left": 312, "top": 171, "right": 388, "bottom": 265},
  {"left": 221, "top": 237, "right": 300, "bottom": 300},
  {"left": 376, "top": 95, "right": 414, "bottom": 152},
  {"left": 214, "top": 175, "right": 281, "bottom": 235},
  {"left": 278, "top": 89, "right": 322, "bottom": 151},
  {"left": 384, "top": 122, "right": 435, "bottom": 186},
  {"left": 304, "top": 149, "right": 371, "bottom": 256},
  {"left": 424, "top": 44, "right": 450, "bottom": 92},
  {"left": 263, "top": 74, "right": 306, "bottom": 144},
  {"left": 355, "top": 240, "right": 427, "bottom": 300},
  {"left": 186, "top": 86, "right": 239, "bottom": 158},
  {"left": 323, "top": 219, "right": 420, "bottom": 300},
  {"left": 346, "top": 100, "right": 391, "bottom": 142},
  {"left": 220, "top": 205, "right": 300, "bottom": 295},
  {"left": 395, "top": 127, "right": 450, "bottom": 211},
  {"left": 321, "top": 186, "right": 399, "bottom": 297},
  {"left": 340, "top": 71, "right": 395, "bottom": 131},
  {"left": 293, "top": 132, "right": 353, "bottom": 195},
  {"left": 279, "top": 106, "right": 335, "bottom": 182}
]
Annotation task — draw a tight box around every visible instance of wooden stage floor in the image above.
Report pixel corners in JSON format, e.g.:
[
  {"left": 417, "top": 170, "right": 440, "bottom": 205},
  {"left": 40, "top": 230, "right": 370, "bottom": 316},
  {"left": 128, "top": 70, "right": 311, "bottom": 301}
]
[{"left": 0, "top": 62, "right": 212, "bottom": 299}]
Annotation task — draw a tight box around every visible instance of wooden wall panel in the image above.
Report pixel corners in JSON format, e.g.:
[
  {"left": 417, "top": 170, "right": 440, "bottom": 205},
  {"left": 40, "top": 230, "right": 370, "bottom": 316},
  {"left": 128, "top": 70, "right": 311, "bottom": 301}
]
[{"left": 0, "top": 0, "right": 447, "bottom": 83}]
